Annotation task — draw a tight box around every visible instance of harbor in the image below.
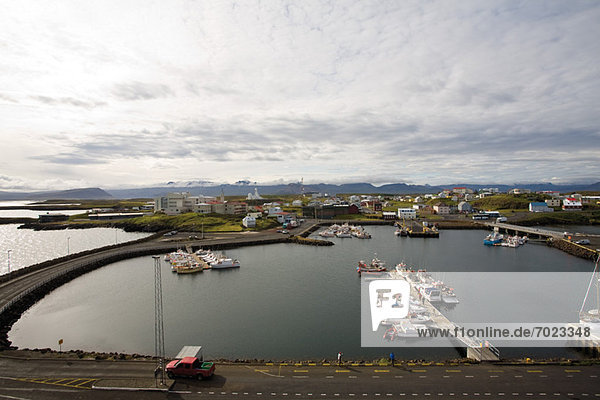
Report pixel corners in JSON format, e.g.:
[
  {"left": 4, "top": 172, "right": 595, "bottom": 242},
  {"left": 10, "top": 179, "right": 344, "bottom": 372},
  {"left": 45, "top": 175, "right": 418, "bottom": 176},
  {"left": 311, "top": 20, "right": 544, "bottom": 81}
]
[{"left": 7, "top": 226, "right": 597, "bottom": 361}]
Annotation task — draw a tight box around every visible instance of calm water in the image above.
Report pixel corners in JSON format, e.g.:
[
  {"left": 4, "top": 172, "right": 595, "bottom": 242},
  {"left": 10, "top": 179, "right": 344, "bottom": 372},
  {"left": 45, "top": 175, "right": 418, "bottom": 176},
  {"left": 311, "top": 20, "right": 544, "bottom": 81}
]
[
  {"left": 0, "top": 224, "right": 151, "bottom": 275},
  {"left": 0, "top": 200, "right": 89, "bottom": 218},
  {"left": 0, "top": 209, "right": 90, "bottom": 218},
  {"left": 9, "top": 227, "right": 596, "bottom": 360}
]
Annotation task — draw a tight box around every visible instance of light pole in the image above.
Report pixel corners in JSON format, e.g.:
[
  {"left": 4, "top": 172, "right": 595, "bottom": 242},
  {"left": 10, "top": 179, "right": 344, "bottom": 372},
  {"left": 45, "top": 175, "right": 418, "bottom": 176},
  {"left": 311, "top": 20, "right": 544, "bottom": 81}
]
[
  {"left": 7, "top": 250, "right": 11, "bottom": 274},
  {"left": 67, "top": 237, "right": 70, "bottom": 255}
]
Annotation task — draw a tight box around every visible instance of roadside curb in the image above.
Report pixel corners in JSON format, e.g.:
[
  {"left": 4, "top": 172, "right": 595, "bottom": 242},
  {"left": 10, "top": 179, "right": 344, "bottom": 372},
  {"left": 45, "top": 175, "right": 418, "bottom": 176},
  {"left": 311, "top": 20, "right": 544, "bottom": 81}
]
[
  {"left": 92, "top": 379, "right": 175, "bottom": 392},
  {"left": 92, "top": 385, "right": 170, "bottom": 392}
]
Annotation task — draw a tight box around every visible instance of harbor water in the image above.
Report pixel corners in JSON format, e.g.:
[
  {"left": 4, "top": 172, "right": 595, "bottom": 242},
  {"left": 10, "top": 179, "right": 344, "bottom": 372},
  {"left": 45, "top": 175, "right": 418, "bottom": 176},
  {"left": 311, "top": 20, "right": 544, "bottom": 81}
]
[
  {"left": 9, "top": 226, "right": 597, "bottom": 360},
  {"left": 0, "top": 224, "right": 151, "bottom": 275}
]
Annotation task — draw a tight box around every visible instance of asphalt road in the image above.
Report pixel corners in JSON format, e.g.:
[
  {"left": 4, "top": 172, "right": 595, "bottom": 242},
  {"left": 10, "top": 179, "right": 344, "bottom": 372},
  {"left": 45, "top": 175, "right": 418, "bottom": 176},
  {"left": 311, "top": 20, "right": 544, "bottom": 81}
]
[{"left": 0, "top": 358, "right": 598, "bottom": 400}]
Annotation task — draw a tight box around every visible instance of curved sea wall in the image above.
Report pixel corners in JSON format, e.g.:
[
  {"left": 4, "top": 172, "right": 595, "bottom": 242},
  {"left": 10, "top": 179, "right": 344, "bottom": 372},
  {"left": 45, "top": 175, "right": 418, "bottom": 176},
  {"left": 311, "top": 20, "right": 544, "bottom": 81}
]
[{"left": 0, "top": 231, "right": 164, "bottom": 285}]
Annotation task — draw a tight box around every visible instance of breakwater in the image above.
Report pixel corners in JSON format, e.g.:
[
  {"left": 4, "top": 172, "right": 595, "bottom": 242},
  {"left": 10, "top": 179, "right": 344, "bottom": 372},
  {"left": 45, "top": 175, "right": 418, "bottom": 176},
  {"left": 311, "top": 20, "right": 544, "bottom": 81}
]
[{"left": 547, "top": 238, "right": 598, "bottom": 261}]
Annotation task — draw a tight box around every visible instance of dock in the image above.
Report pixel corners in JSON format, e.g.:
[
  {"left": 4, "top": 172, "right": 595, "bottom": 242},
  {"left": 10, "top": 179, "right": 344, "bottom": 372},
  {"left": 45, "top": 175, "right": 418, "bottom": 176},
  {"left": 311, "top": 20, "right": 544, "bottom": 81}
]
[
  {"left": 185, "top": 245, "right": 211, "bottom": 269},
  {"left": 400, "top": 220, "right": 439, "bottom": 238},
  {"left": 390, "top": 271, "right": 500, "bottom": 361}
]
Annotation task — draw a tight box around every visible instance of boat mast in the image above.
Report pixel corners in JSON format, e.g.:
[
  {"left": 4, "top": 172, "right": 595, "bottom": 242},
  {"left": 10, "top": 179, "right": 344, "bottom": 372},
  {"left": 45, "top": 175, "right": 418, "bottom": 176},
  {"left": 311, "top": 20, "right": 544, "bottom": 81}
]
[{"left": 580, "top": 254, "right": 600, "bottom": 315}]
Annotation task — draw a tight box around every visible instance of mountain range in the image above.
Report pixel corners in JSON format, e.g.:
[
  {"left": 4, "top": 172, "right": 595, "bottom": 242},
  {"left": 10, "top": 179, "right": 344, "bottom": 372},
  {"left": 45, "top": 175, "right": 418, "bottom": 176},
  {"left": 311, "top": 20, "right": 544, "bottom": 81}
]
[{"left": 0, "top": 182, "right": 598, "bottom": 201}]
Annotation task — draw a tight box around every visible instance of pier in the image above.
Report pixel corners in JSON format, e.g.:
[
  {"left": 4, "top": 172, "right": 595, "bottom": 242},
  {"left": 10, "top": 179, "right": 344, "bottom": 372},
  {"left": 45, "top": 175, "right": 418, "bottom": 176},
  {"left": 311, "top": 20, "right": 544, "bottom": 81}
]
[
  {"left": 481, "top": 221, "right": 599, "bottom": 260},
  {"left": 388, "top": 271, "right": 500, "bottom": 361}
]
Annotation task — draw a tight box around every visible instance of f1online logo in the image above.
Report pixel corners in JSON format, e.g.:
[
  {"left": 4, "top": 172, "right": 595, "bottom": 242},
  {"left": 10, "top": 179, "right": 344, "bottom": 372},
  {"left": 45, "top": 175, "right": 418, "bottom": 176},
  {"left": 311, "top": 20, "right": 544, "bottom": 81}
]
[{"left": 368, "top": 279, "right": 410, "bottom": 331}]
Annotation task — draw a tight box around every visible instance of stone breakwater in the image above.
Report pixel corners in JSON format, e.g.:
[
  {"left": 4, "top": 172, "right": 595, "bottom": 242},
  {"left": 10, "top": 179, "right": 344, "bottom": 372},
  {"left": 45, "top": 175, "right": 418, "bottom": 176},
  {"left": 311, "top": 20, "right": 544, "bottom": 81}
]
[{"left": 547, "top": 238, "right": 598, "bottom": 261}]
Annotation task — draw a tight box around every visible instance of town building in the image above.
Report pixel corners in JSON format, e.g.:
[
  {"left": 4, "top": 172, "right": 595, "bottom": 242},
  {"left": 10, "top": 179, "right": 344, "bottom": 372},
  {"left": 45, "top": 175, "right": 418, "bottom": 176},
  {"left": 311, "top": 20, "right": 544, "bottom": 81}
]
[
  {"left": 246, "top": 188, "right": 264, "bottom": 200},
  {"left": 397, "top": 208, "right": 417, "bottom": 219},
  {"left": 582, "top": 196, "right": 600, "bottom": 205},
  {"left": 154, "top": 192, "right": 217, "bottom": 215},
  {"left": 509, "top": 188, "right": 531, "bottom": 195},
  {"left": 537, "top": 191, "right": 560, "bottom": 197},
  {"left": 453, "top": 187, "right": 473, "bottom": 194},
  {"left": 562, "top": 198, "right": 583, "bottom": 211},
  {"left": 38, "top": 213, "right": 69, "bottom": 223},
  {"left": 433, "top": 203, "right": 451, "bottom": 215},
  {"left": 302, "top": 204, "right": 360, "bottom": 219},
  {"left": 361, "top": 200, "right": 382, "bottom": 212},
  {"left": 382, "top": 211, "right": 397, "bottom": 220},
  {"left": 545, "top": 199, "right": 561, "bottom": 207},
  {"left": 457, "top": 201, "right": 472, "bottom": 213},
  {"left": 242, "top": 215, "right": 256, "bottom": 228},
  {"left": 529, "top": 202, "right": 554, "bottom": 213}
]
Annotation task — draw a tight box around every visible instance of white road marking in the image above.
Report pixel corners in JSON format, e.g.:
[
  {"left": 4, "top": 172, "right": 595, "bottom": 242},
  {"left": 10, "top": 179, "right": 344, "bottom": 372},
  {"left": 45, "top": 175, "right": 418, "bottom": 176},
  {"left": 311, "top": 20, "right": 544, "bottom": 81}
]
[{"left": 0, "top": 395, "right": 31, "bottom": 400}]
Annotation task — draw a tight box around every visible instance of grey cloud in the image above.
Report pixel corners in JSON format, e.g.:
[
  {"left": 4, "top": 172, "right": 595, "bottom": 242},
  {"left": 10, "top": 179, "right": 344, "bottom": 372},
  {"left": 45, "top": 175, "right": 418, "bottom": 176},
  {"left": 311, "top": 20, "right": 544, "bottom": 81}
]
[
  {"left": 112, "top": 82, "right": 174, "bottom": 101},
  {"left": 31, "top": 95, "right": 105, "bottom": 109},
  {"left": 0, "top": 93, "right": 18, "bottom": 103},
  {"left": 29, "top": 153, "right": 108, "bottom": 165}
]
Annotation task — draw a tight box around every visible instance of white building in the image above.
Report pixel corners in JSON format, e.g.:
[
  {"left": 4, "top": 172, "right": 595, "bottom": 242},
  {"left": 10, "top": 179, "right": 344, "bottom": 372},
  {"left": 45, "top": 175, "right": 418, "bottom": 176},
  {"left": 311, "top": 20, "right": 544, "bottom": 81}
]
[
  {"left": 398, "top": 208, "right": 417, "bottom": 219},
  {"left": 246, "top": 188, "right": 264, "bottom": 200},
  {"left": 562, "top": 198, "right": 582, "bottom": 211},
  {"left": 529, "top": 202, "right": 554, "bottom": 212},
  {"left": 292, "top": 200, "right": 303, "bottom": 207},
  {"left": 242, "top": 215, "right": 256, "bottom": 228},
  {"left": 509, "top": 188, "right": 532, "bottom": 195}
]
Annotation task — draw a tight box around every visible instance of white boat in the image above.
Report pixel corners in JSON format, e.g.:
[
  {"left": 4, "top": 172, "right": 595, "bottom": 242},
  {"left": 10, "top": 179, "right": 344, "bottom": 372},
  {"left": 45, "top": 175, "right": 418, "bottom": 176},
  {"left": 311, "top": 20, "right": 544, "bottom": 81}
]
[
  {"left": 210, "top": 258, "right": 241, "bottom": 269},
  {"left": 335, "top": 232, "right": 352, "bottom": 238},
  {"left": 442, "top": 290, "right": 460, "bottom": 304},
  {"left": 409, "top": 313, "right": 432, "bottom": 324},
  {"left": 420, "top": 286, "right": 442, "bottom": 302}
]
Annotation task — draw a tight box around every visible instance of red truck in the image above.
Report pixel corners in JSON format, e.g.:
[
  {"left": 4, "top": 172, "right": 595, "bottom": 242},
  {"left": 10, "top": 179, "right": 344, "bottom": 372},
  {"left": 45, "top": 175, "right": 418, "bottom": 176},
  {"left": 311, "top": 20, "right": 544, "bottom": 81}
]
[{"left": 166, "top": 357, "right": 215, "bottom": 380}]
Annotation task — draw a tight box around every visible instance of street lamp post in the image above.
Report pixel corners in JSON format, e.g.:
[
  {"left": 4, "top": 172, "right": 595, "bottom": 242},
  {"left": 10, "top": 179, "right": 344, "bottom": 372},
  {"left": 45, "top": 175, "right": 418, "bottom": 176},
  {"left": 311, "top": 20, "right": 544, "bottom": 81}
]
[{"left": 7, "top": 250, "right": 12, "bottom": 274}]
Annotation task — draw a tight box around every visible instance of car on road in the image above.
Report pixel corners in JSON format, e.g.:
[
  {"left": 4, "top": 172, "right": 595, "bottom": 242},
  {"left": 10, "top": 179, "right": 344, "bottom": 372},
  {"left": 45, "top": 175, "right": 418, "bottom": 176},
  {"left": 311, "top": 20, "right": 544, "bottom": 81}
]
[{"left": 575, "top": 239, "right": 590, "bottom": 245}]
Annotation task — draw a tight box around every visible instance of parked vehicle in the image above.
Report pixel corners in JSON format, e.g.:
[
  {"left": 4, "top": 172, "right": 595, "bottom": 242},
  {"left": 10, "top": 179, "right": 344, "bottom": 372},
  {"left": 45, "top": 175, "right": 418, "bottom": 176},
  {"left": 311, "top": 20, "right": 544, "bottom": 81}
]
[{"left": 166, "top": 357, "right": 215, "bottom": 380}]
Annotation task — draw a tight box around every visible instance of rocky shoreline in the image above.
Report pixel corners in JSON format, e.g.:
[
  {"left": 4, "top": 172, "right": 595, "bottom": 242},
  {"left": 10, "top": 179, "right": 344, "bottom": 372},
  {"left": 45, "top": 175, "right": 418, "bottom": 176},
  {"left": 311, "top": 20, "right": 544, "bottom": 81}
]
[{"left": 1, "top": 348, "right": 597, "bottom": 365}]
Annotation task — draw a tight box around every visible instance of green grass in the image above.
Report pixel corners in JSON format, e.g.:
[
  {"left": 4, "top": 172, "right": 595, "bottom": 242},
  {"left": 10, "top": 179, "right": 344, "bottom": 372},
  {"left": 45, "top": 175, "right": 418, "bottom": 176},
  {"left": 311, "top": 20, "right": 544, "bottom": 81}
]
[
  {"left": 514, "top": 210, "right": 600, "bottom": 226},
  {"left": 472, "top": 194, "right": 550, "bottom": 211},
  {"left": 382, "top": 201, "right": 413, "bottom": 212}
]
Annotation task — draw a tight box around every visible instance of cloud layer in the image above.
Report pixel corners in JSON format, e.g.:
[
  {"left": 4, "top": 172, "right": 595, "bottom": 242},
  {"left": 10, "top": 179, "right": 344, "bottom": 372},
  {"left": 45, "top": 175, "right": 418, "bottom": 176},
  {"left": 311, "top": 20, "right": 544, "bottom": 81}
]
[{"left": 0, "top": 0, "right": 598, "bottom": 190}]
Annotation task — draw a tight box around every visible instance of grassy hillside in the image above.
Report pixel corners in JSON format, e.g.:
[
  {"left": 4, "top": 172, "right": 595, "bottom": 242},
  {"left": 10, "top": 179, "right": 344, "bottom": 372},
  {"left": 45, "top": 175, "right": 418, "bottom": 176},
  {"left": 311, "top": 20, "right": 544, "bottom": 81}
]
[
  {"left": 472, "top": 194, "right": 549, "bottom": 210},
  {"left": 514, "top": 210, "right": 600, "bottom": 226}
]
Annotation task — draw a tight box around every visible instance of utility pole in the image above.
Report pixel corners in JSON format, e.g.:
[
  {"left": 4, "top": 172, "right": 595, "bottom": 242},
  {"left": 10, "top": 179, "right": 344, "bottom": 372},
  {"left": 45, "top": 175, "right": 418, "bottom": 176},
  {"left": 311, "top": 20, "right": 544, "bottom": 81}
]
[{"left": 152, "top": 255, "right": 166, "bottom": 386}]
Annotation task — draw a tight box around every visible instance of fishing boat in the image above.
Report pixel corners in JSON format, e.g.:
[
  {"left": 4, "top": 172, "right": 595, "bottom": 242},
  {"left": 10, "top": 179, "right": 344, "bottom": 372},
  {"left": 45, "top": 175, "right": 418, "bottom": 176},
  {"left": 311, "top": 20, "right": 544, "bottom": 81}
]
[
  {"left": 441, "top": 288, "right": 460, "bottom": 304},
  {"left": 175, "top": 264, "right": 204, "bottom": 274},
  {"left": 357, "top": 254, "right": 387, "bottom": 274},
  {"left": 483, "top": 230, "right": 504, "bottom": 245},
  {"left": 210, "top": 258, "right": 241, "bottom": 269}
]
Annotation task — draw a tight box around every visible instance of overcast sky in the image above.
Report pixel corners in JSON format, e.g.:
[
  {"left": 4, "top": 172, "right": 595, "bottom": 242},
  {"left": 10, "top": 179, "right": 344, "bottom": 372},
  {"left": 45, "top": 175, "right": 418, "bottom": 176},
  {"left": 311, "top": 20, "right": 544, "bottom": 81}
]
[{"left": 1, "top": 0, "right": 599, "bottom": 190}]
